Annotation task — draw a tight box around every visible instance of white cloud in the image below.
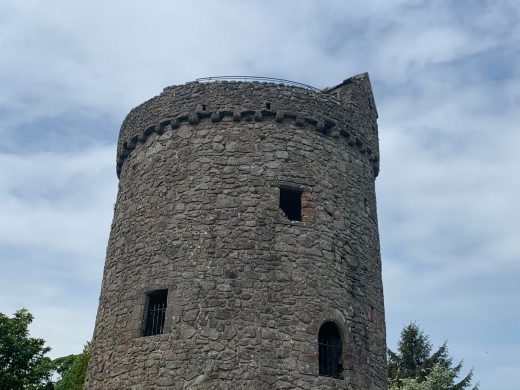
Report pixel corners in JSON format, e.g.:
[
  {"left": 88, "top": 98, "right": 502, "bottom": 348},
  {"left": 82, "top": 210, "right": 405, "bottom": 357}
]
[
  {"left": 0, "top": 146, "right": 115, "bottom": 355},
  {"left": 0, "top": 0, "right": 519, "bottom": 388},
  {"left": 0, "top": 147, "right": 116, "bottom": 257}
]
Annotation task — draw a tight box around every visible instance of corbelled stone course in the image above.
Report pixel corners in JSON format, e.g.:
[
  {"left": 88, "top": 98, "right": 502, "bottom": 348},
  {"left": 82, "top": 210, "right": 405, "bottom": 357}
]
[
  {"left": 86, "top": 73, "right": 387, "bottom": 389},
  {"left": 116, "top": 107, "right": 380, "bottom": 179}
]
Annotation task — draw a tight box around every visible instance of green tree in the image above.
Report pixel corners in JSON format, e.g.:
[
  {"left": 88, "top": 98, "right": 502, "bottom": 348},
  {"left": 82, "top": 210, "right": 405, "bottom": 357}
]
[
  {"left": 388, "top": 322, "right": 478, "bottom": 390},
  {"left": 0, "top": 309, "right": 54, "bottom": 390},
  {"left": 390, "top": 363, "right": 469, "bottom": 390},
  {"left": 53, "top": 343, "right": 91, "bottom": 390}
]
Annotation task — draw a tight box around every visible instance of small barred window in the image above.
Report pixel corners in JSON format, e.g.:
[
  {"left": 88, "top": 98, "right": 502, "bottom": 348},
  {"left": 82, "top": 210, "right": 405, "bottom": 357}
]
[{"left": 143, "top": 290, "right": 167, "bottom": 337}]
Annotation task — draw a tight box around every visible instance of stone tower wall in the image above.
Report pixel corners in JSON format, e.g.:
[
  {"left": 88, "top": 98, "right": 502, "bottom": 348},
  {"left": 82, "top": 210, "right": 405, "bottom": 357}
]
[{"left": 85, "top": 74, "right": 386, "bottom": 389}]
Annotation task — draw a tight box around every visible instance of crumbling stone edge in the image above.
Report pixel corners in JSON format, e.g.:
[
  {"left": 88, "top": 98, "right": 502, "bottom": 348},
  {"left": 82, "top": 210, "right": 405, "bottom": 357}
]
[{"left": 116, "top": 108, "right": 380, "bottom": 178}]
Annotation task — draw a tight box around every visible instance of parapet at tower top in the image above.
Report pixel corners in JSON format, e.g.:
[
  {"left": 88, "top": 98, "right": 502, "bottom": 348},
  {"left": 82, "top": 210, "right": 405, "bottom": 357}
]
[
  {"left": 117, "top": 72, "right": 379, "bottom": 178},
  {"left": 195, "top": 76, "right": 321, "bottom": 91},
  {"left": 194, "top": 73, "right": 376, "bottom": 100}
]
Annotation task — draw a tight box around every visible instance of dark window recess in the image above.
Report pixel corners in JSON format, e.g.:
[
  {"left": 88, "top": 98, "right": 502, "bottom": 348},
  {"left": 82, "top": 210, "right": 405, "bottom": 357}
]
[
  {"left": 319, "top": 322, "right": 343, "bottom": 378},
  {"left": 279, "top": 188, "right": 302, "bottom": 221},
  {"left": 202, "top": 104, "right": 207, "bottom": 111},
  {"left": 266, "top": 102, "right": 271, "bottom": 110},
  {"left": 143, "top": 290, "right": 167, "bottom": 336}
]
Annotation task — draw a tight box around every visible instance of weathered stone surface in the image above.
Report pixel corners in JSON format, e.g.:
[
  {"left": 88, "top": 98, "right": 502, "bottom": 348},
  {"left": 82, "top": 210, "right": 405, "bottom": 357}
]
[{"left": 86, "top": 74, "right": 386, "bottom": 389}]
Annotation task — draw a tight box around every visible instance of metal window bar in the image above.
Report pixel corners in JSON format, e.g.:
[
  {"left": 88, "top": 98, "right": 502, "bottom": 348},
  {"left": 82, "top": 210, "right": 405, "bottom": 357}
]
[
  {"left": 196, "top": 76, "right": 320, "bottom": 92},
  {"left": 144, "top": 298, "right": 167, "bottom": 336},
  {"left": 319, "top": 333, "right": 342, "bottom": 378}
]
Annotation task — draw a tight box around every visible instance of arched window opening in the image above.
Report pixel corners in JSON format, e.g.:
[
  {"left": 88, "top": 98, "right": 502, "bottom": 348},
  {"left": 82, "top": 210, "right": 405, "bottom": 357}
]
[{"left": 318, "top": 322, "right": 343, "bottom": 378}]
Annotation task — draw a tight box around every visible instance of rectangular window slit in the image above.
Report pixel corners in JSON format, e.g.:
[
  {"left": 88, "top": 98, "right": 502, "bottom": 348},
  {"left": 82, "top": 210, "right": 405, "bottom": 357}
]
[{"left": 279, "top": 187, "right": 302, "bottom": 221}]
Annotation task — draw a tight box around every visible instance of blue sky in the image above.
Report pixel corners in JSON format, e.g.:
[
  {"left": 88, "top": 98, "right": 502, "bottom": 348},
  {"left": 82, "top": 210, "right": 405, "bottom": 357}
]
[{"left": 1, "top": 1, "right": 518, "bottom": 388}]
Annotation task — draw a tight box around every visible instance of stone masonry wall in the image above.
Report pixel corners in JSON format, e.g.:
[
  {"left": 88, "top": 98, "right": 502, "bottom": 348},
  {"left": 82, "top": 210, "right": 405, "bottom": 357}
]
[{"left": 85, "top": 74, "right": 386, "bottom": 389}]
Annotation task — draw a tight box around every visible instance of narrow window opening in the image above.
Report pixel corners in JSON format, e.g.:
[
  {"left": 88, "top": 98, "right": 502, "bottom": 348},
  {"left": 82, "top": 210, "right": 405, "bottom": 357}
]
[
  {"left": 202, "top": 104, "right": 207, "bottom": 111},
  {"left": 279, "top": 187, "right": 302, "bottom": 221},
  {"left": 369, "top": 306, "right": 377, "bottom": 323},
  {"left": 143, "top": 289, "right": 167, "bottom": 336},
  {"left": 319, "top": 322, "right": 343, "bottom": 378},
  {"left": 266, "top": 102, "right": 271, "bottom": 110}
]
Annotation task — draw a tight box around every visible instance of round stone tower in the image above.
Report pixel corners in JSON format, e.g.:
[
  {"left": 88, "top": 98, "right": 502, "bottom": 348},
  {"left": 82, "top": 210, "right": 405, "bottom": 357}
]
[{"left": 85, "top": 74, "right": 386, "bottom": 389}]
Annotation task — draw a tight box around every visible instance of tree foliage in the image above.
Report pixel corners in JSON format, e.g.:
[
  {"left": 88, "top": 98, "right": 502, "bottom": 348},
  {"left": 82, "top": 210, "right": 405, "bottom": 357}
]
[
  {"left": 390, "top": 363, "right": 478, "bottom": 390},
  {"left": 53, "top": 343, "right": 91, "bottom": 390},
  {"left": 0, "top": 309, "right": 54, "bottom": 390},
  {"left": 388, "top": 322, "right": 478, "bottom": 390}
]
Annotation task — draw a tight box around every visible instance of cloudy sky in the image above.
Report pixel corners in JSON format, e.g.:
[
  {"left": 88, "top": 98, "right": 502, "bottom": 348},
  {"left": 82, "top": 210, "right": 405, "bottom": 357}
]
[{"left": 1, "top": 0, "right": 518, "bottom": 388}]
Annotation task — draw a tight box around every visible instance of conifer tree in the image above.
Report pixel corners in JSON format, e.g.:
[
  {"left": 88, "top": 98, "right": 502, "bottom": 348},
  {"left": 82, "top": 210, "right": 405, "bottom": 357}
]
[{"left": 388, "top": 323, "right": 478, "bottom": 390}]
